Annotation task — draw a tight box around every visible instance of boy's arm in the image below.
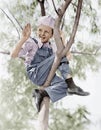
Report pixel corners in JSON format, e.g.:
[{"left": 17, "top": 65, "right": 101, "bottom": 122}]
[
  {"left": 60, "top": 31, "right": 72, "bottom": 60},
  {"left": 11, "top": 23, "right": 31, "bottom": 58}
]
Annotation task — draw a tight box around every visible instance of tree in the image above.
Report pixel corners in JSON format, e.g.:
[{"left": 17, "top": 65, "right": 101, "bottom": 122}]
[
  {"left": 0, "top": 0, "right": 101, "bottom": 130},
  {"left": 49, "top": 105, "right": 90, "bottom": 130}
]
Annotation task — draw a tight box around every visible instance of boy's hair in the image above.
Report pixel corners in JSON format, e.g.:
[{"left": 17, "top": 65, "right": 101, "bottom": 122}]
[{"left": 37, "top": 15, "right": 55, "bottom": 29}]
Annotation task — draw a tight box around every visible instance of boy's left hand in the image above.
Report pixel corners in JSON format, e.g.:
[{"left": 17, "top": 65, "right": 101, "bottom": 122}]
[{"left": 22, "top": 23, "right": 31, "bottom": 40}]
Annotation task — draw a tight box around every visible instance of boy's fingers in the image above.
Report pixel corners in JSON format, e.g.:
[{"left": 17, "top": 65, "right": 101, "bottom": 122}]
[
  {"left": 24, "top": 23, "right": 30, "bottom": 29},
  {"left": 27, "top": 23, "right": 31, "bottom": 28},
  {"left": 26, "top": 23, "right": 31, "bottom": 31},
  {"left": 22, "top": 24, "right": 31, "bottom": 36},
  {"left": 23, "top": 25, "right": 27, "bottom": 31}
]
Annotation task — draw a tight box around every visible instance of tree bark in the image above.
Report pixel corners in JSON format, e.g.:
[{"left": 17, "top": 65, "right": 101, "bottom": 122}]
[
  {"left": 37, "top": 97, "right": 50, "bottom": 130},
  {"left": 37, "top": 0, "right": 46, "bottom": 16},
  {"left": 37, "top": 1, "right": 83, "bottom": 130},
  {"left": 43, "top": 0, "right": 83, "bottom": 87}
]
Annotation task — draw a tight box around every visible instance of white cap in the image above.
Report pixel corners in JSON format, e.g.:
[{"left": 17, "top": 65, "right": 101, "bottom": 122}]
[{"left": 37, "top": 15, "right": 55, "bottom": 29}]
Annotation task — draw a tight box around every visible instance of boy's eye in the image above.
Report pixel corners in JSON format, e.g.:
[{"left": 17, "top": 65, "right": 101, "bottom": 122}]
[
  {"left": 38, "top": 29, "right": 42, "bottom": 32},
  {"left": 38, "top": 30, "right": 49, "bottom": 34}
]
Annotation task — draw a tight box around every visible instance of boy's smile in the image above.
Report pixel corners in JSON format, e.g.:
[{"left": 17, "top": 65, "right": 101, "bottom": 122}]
[{"left": 37, "top": 25, "right": 53, "bottom": 43}]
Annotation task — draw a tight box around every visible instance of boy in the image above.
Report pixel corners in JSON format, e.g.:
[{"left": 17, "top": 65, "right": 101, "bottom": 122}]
[{"left": 11, "top": 15, "right": 89, "bottom": 112}]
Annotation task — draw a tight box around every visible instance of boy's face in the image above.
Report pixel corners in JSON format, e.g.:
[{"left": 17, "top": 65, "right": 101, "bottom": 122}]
[{"left": 37, "top": 25, "right": 53, "bottom": 43}]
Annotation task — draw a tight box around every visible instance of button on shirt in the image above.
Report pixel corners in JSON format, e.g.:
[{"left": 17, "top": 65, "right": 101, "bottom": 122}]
[{"left": 18, "top": 38, "right": 52, "bottom": 66}]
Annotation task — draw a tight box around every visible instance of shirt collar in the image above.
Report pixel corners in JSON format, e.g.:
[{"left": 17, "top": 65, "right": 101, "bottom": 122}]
[{"left": 38, "top": 39, "right": 51, "bottom": 48}]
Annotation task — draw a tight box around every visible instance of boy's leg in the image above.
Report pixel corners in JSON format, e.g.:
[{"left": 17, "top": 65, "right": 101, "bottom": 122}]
[
  {"left": 29, "top": 55, "right": 66, "bottom": 111},
  {"left": 58, "top": 57, "right": 90, "bottom": 96},
  {"left": 28, "top": 55, "right": 54, "bottom": 112},
  {"left": 33, "top": 75, "right": 68, "bottom": 112},
  {"left": 27, "top": 55, "right": 55, "bottom": 86},
  {"left": 45, "top": 75, "right": 68, "bottom": 102},
  {"left": 30, "top": 55, "right": 89, "bottom": 112}
]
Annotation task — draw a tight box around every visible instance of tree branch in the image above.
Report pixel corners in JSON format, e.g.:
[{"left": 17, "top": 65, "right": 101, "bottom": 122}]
[
  {"left": 52, "top": 0, "right": 59, "bottom": 15},
  {"left": 1, "top": 48, "right": 100, "bottom": 56},
  {"left": 37, "top": 0, "right": 46, "bottom": 16},
  {"left": 62, "top": 0, "right": 83, "bottom": 56},
  {"left": 53, "top": 0, "right": 72, "bottom": 54},
  {"left": 0, "top": 8, "right": 20, "bottom": 39},
  {"left": 0, "top": 51, "right": 10, "bottom": 55},
  {"left": 43, "top": 0, "right": 72, "bottom": 87},
  {"left": 8, "top": 9, "right": 23, "bottom": 30},
  {"left": 43, "top": 0, "right": 83, "bottom": 87},
  {"left": 71, "top": 50, "right": 97, "bottom": 55},
  {"left": 94, "top": 45, "right": 101, "bottom": 55}
]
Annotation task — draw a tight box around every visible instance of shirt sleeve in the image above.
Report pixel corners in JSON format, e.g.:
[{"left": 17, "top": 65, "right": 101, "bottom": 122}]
[
  {"left": 51, "top": 42, "right": 57, "bottom": 53},
  {"left": 18, "top": 38, "right": 37, "bottom": 58}
]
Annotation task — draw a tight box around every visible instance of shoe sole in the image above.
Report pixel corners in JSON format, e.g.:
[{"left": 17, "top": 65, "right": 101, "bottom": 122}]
[{"left": 68, "top": 90, "right": 90, "bottom": 96}]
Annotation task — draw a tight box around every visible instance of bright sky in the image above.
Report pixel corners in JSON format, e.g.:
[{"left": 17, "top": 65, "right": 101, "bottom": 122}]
[
  {"left": 0, "top": 0, "right": 101, "bottom": 130},
  {"left": 61, "top": 68, "right": 101, "bottom": 130}
]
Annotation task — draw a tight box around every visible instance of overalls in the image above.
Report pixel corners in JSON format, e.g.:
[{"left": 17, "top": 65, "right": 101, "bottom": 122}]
[{"left": 27, "top": 39, "right": 70, "bottom": 102}]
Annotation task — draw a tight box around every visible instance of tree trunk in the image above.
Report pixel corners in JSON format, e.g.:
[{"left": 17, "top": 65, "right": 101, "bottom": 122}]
[
  {"left": 37, "top": 1, "right": 83, "bottom": 130},
  {"left": 37, "top": 97, "right": 50, "bottom": 130}
]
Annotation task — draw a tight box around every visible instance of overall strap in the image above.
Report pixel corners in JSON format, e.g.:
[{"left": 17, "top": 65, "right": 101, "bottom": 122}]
[{"left": 31, "top": 38, "right": 38, "bottom": 44}]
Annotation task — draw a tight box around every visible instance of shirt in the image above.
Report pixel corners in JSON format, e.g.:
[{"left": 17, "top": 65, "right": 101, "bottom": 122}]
[{"left": 18, "top": 38, "right": 52, "bottom": 65}]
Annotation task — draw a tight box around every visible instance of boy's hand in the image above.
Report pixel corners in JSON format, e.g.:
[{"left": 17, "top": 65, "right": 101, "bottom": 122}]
[
  {"left": 60, "top": 30, "right": 65, "bottom": 44},
  {"left": 22, "top": 23, "right": 31, "bottom": 40},
  {"left": 66, "top": 51, "right": 72, "bottom": 60},
  {"left": 39, "top": 80, "right": 50, "bottom": 90}
]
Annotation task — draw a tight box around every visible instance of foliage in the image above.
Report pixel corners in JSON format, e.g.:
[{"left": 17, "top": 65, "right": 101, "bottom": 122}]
[
  {"left": 0, "top": 58, "right": 37, "bottom": 130},
  {"left": 71, "top": 42, "right": 101, "bottom": 79},
  {"left": 49, "top": 105, "right": 90, "bottom": 130},
  {"left": 0, "top": 0, "right": 101, "bottom": 130}
]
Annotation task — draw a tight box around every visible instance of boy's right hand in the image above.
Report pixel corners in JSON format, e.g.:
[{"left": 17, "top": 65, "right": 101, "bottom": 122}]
[{"left": 22, "top": 23, "right": 31, "bottom": 40}]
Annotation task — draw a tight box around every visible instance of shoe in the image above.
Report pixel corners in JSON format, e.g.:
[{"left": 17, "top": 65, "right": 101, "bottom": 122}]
[
  {"left": 65, "top": 78, "right": 90, "bottom": 96},
  {"left": 32, "top": 89, "right": 44, "bottom": 112},
  {"left": 68, "top": 87, "right": 90, "bottom": 96}
]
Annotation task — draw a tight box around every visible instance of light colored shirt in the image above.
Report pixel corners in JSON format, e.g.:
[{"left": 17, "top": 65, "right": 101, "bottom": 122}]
[{"left": 18, "top": 38, "right": 51, "bottom": 65}]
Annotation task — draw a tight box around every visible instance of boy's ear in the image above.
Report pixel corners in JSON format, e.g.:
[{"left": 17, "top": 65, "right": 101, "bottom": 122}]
[
  {"left": 50, "top": 29, "right": 54, "bottom": 37},
  {"left": 50, "top": 33, "right": 53, "bottom": 38}
]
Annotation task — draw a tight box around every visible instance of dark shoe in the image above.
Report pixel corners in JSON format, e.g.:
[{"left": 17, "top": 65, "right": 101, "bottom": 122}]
[
  {"left": 65, "top": 78, "right": 90, "bottom": 96},
  {"left": 68, "top": 87, "right": 90, "bottom": 96},
  {"left": 32, "top": 89, "right": 44, "bottom": 112},
  {"left": 32, "top": 89, "right": 49, "bottom": 112}
]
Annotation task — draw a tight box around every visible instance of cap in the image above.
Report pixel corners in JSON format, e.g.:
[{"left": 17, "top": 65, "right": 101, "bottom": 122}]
[{"left": 37, "top": 15, "right": 55, "bottom": 29}]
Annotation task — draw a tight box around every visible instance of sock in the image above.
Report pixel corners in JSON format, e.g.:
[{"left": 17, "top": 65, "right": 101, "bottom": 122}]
[
  {"left": 40, "top": 90, "right": 49, "bottom": 97},
  {"left": 65, "top": 77, "right": 76, "bottom": 89},
  {"left": 32, "top": 89, "right": 49, "bottom": 98}
]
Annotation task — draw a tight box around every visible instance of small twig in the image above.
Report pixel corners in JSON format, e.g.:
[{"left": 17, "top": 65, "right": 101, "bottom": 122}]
[
  {"left": 52, "top": 0, "right": 59, "bottom": 15},
  {"left": 71, "top": 50, "right": 96, "bottom": 55},
  {"left": 0, "top": 50, "right": 25, "bottom": 60},
  {"left": 0, "top": 51, "right": 10, "bottom": 55},
  {"left": 71, "top": 2, "right": 78, "bottom": 8},
  {"left": 0, "top": 8, "right": 20, "bottom": 39},
  {"left": 94, "top": 45, "right": 101, "bottom": 55},
  {"left": 8, "top": 9, "right": 23, "bottom": 30}
]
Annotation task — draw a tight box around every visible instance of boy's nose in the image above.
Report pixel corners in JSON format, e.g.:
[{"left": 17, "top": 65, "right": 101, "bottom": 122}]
[{"left": 41, "top": 31, "right": 45, "bottom": 36}]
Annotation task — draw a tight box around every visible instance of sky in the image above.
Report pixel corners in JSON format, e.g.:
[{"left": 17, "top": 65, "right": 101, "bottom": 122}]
[
  {"left": 62, "top": 68, "right": 101, "bottom": 130},
  {"left": 0, "top": 0, "right": 101, "bottom": 130}
]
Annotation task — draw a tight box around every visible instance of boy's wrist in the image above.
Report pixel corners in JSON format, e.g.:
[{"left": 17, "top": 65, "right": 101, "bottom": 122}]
[
  {"left": 43, "top": 80, "right": 50, "bottom": 88},
  {"left": 21, "top": 37, "right": 29, "bottom": 42}
]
